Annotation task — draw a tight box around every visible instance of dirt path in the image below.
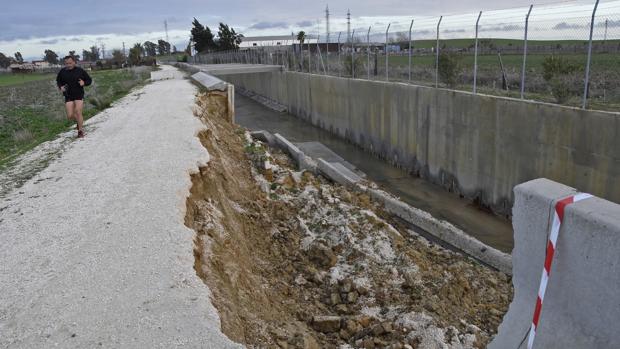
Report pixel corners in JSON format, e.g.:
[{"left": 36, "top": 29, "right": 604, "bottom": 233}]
[
  {"left": 187, "top": 92, "right": 513, "bottom": 349},
  {"left": 0, "top": 66, "right": 241, "bottom": 348}
]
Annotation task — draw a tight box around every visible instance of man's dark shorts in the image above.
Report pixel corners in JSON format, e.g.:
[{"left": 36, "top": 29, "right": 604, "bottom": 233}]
[{"left": 64, "top": 93, "right": 84, "bottom": 103}]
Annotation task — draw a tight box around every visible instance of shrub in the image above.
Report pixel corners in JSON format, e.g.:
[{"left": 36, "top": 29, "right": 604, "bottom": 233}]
[
  {"left": 438, "top": 51, "right": 461, "bottom": 88},
  {"left": 343, "top": 54, "right": 365, "bottom": 77},
  {"left": 542, "top": 55, "right": 580, "bottom": 82}
]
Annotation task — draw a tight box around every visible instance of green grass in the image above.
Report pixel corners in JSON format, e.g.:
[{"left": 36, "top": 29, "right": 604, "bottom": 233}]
[
  {"left": 0, "top": 73, "right": 56, "bottom": 87},
  {"left": 0, "top": 67, "right": 153, "bottom": 167},
  {"left": 395, "top": 38, "right": 620, "bottom": 50}
]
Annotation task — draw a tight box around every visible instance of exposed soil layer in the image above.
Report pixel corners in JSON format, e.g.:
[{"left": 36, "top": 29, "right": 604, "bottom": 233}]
[{"left": 185, "top": 92, "right": 513, "bottom": 349}]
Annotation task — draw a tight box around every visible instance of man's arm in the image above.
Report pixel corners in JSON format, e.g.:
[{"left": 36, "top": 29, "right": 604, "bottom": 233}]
[{"left": 56, "top": 70, "right": 63, "bottom": 89}]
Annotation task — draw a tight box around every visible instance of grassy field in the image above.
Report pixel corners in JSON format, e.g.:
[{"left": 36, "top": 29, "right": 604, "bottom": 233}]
[
  {"left": 0, "top": 73, "right": 56, "bottom": 87},
  {"left": 323, "top": 48, "right": 620, "bottom": 110},
  {"left": 0, "top": 67, "right": 153, "bottom": 166}
]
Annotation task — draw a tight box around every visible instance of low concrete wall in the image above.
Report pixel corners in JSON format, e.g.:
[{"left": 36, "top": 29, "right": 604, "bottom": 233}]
[
  {"left": 218, "top": 70, "right": 620, "bottom": 215},
  {"left": 490, "top": 178, "right": 620, "bottom": 348}
]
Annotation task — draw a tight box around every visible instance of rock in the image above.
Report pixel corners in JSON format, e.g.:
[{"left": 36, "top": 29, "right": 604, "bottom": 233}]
[
  {"left": 381, "top": 322, "right": 393, "bottom": 333},
  {"left": 362, "top": 337, "right": 374, "bottom": 349},
  {"left": 339, "top": 328, "right": 352, "bottom": 340},
  {"left": 357, "top": 315, "right": 372, "bottom": 328},
  {"left": 466, "top": 324, "right": 481, "bottom": 334},
  {"left": 371, "top": 324, "right": 385, "bottom": 336},
  {"left": 401, "top": 268, "right": 421, "bottom": 289},
  {"left": 341, "top": 279, "right": 353, "bottom": 293},
  {"left": 346, "top": 291, "right": 358, "bottom": 304},
  {"left": 336, "top": 304, "right": 349, "bottom": 314},
  {"left": 330, "top": 292, "right": 342, "bottom": 305},
  {"left": 345, "top": 319, "right": 362, "bottom": 334},
  {"left": 307, "top": 242, "right": 337, "bottom": 269},
  {"left": 288, "top": 333, "right": 320, "bottom": 349},
  {"left": 312, "top": 315, "right": 342, "bottom": 333}
]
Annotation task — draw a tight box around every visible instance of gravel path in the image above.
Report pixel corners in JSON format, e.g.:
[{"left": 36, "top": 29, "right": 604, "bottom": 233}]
[{"left": 0, "top": 66, "right": 242, "bottom": 349}]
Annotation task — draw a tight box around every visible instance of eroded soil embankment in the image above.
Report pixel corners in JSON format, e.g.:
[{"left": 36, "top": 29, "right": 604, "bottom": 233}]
[{"left": 185, "top": 91, "right": 513, "bottom": 349}]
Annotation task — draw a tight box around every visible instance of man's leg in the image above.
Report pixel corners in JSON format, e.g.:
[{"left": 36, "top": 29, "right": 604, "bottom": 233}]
[
  {"left": 65, "top": 101, "right": 75, "bottom": 121},
  {"left": 74, "top": 100, "right": 84, "bottom": 132}
]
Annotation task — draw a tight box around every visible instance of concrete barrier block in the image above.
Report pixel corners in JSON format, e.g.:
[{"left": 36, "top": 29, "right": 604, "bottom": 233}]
[
  {"left": 490, "top": 178, "right": 620, "bottom": 349},
  {"left": 316, "top": 159, "right": 363, "bottom": 188},
  {"left": 273, "top": 133, "right": 316, "bottom": 171},
  {"left": 191, "top": 72, "right": 228, "bottom": 91},
  {"left": 366, "top": 188, "right": 512, "bottom": 274}
]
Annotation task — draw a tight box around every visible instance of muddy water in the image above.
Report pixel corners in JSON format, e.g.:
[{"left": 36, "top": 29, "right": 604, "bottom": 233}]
[{"left": 235, "top": 94, "right": 514, "bottom": 253}]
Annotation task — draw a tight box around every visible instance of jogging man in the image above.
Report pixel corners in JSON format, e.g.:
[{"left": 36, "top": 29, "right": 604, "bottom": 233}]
[{"left": 56, "top": 55, "right": 92, "bottom": 138}]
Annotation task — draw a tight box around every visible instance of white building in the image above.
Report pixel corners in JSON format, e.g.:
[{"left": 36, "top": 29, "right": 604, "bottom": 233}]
[{"left": 239, "top": 35, "right": 317, "bottom": 48}]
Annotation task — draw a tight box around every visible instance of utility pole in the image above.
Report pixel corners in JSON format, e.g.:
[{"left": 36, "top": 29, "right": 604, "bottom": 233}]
[
  {"left": 326, "top": 4, "right": 330, "bottom": 74},
  {"left": 122, "top": 42, "right": 126, "bottom": 57},
  {"left": 165, "top": 20, "right": 169, "bottom": 44},
  {"left": 326, "top": 5, "right": 330, "bottom": 44},
  {"left": 347, "top": 9, "right": 351, "bottom": 43},
  {"left": 604, "top": 18, "right": 608, "bottom": 43},
  {"left": 101, "top": 43, "right": 106, "bottom": 59}
]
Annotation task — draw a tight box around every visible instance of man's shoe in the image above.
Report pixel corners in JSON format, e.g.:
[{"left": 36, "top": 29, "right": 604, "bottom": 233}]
[{"left": 77, "top": 130, "right": 85, "bottom": 138}]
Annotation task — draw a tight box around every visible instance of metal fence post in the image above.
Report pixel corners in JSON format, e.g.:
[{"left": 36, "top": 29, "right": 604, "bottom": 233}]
[
  {"left": 435, "top": 16, "right": 442, "bottom": 88},
  {"left": 367, "top": 26, "right": 371, "bottom": 80},
  {"left": 352, "top": 29, "right": 356, "bottom": 78},
  {"left": 308, "top": 39, "right": 312, "bottom": 74},
  {"left": 385, "top": 23, "right": 391, "bottom": 81},
  {"left": 338, "top": 32, "right": 342, "bottom": 77},
  {"left": 473, "top": 11, "right": 482, "bottom": 94},
  {"left": 408, "top": 19, "right": 414, "bottom": 83},
  {"left": 521, "top": 5, "right": 533, "bottom": 99},
  {"left": 317, "top": 34, "right": 321, "bottom": 74},
  {"left": 583, "top": 0, "right": 601, "bottom": 109},
  {"left": 326, "top": 30, "right": 330, "bottom": 75}
]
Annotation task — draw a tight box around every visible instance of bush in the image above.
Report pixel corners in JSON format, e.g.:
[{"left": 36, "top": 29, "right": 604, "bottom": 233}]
[
  {"left": 542, "top": 55, "right": 582, "bottom": 103},
  {"left": 438, "top": 51, "right": 461, "bottom": 88},
  {"left": 343, "top": 55, "right": 365, "bottom": 77},
  {"left": 542, "top": 55, "right": 580, "bottom": 82}
]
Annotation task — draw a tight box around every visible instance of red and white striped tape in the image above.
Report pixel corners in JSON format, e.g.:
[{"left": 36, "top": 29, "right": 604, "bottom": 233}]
[{"left": 526, "top": 192, "right": 592, "bottom": 349}]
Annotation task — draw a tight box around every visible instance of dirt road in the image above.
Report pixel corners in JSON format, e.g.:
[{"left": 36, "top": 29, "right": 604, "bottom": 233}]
[{"left": 0, "top": 66, "right": 241, "bottom": 348}]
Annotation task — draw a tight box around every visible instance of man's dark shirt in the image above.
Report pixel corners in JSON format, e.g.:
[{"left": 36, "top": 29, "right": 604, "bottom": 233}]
[{"left": 56, "top": 66, "right": 92, "bottom": 99}]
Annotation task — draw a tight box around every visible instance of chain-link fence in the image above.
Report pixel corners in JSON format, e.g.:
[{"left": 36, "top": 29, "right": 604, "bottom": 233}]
[{"left": 191, "top": 0, "right": 620, "bottom": 111}]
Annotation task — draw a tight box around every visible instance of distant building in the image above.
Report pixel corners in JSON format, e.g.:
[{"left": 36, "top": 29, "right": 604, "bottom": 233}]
[
  {"left": 240, "top": 35, "right": 317, "bottom": 48},
  {"left": 32, "top": 60, "right": 51, "bottom": 68},
  {"left": 9, "top": 63, "right": 36, "bottom": 73}
]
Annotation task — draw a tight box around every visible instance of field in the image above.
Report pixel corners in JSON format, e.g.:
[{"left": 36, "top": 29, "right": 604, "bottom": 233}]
[
  {"left": 320, "top": 44, "right": 620, "bottom": 110},
  {"left": 0, "top": 67, "right": 153, "bottom": 166},
  {"left": 0, "top": 73, "right": 56, "bottom": 87}
]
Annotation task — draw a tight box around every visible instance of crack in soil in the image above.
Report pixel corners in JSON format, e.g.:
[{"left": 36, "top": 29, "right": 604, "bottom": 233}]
[{"left": 185, "top": 91, "right": 513, "bottom": 349}]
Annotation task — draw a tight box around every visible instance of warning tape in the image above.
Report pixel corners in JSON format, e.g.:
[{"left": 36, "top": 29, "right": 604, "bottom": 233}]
[{"left": 526, "top": 193, "right": 593, "bottom": 349}]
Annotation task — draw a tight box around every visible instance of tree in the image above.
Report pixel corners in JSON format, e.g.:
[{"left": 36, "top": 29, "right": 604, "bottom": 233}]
[
  {"left": 0, "top": 52, "right": 11, "bottom": 68},
  {"left": 184, "top": 42, "right": 192, "bottom": 56},
  {"left": 172, "top": 45, "right": 177, "bottom": 53},
  {"left": 68, "top": 50, "right": 80, "bottom": 61},
  {"left": 82, "top": 47, "right": 100, "bottom": 62},
  {"left": 191, "top": 18, "right": 215, "bottom": 53},
  {"left": 44, "top": 49, "right": 59, "bottom": 64},
  {"left": 89, "top": 46, "right": 100, "bottom": 61},
  {"left": 144, "top": 41, "right": 158, "bottom": 56},
  {"left": 129, "top": 43, "right": 143, "bottom": 65},
  {"left": 14, "top": 52, "right": 24, "bottom": 64},
  {"left": 217, "top": 23, "right": 243, "bottom": 50},
  {"left": 111, "top": 49, "right": 125, "bottom": 66},
  {"left": 437, "top": 51, "right": 461, "bottom": 88},
  {"left": 157, "top": 39, "right": 171, "bottom": 55},
  {"left": 297, "top": 31, "right": 306, "bottom": 45}
]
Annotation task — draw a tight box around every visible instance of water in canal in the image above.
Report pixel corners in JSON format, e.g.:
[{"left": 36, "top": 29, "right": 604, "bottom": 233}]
[{"left": 234, "top": 94, "right": 514, "bottom": 253}]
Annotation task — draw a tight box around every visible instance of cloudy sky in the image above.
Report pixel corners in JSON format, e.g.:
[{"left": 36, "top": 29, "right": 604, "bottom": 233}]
[{"left": 1, "top": 0, "right": 617, "bottom": 60}]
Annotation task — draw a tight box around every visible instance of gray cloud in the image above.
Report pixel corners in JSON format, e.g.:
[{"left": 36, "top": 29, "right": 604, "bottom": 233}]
[
  {"left": 296, "top": 20, "right": 314, "bottom": 27},
  {"left": 248, "top": 21, "right": 289, "bottom": 30},
  {"left": 480, "top": 24, "right": 523, "bottom": 32},
  {"left": 553, "top": 22, "right": 583, "bottom": 30},
  {"left": 38, "top": 39, "right": 58, "bottom": 44}
]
